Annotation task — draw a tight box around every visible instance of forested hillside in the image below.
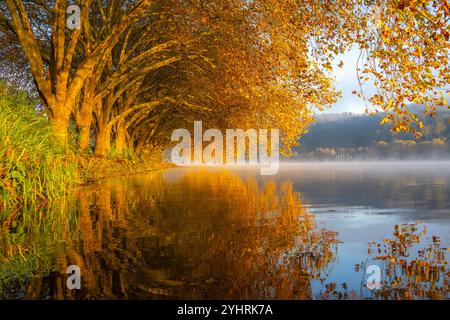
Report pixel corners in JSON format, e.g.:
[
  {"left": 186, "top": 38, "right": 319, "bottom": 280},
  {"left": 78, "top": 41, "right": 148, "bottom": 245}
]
[{"left": 296, "top": 107, "right": 450, "bottom": 160}]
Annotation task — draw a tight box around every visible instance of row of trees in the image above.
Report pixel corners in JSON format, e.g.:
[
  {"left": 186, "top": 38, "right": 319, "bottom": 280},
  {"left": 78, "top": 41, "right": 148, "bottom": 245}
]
[{"left": 1, "top": 1, "right": 449, "bottom": 157}]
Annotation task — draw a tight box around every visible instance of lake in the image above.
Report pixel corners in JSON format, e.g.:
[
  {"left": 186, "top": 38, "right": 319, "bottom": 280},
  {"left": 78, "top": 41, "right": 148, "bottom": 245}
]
[{"left": 1, "top": 162, "right": 448, "bottom": 299}]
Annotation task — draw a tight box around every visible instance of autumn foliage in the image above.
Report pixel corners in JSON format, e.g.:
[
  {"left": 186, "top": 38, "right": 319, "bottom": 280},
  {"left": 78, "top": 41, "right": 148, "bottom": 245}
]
[{"left": 0, "top": 0, "right": 449, "bottom": 155}]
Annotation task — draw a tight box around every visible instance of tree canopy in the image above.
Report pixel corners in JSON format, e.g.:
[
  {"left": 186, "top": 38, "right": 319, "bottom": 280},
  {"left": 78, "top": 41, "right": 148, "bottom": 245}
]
[{"left": 0, "top": 0, "right": 449, "bottom": 156}]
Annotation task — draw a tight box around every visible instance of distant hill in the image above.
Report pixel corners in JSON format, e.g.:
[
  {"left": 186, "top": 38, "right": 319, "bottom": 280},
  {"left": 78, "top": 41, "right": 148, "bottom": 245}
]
[{"left": 294, "top": 107, "right": 450, "bottom": 160}]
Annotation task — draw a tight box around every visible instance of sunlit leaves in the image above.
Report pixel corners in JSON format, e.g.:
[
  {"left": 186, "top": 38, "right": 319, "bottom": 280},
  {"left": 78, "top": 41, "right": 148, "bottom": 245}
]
[{"left": 353, "top": 0, "right": 450, "bottom": 137}]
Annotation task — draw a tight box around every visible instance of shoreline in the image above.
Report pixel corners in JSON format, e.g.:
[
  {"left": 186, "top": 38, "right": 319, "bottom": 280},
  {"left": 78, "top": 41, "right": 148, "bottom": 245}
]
[
  {"left": 0, "top": 156, "right": 175, "bottom": 211},
  {"left": 77, "top": 156, "right": 175, "bottom": 185}
]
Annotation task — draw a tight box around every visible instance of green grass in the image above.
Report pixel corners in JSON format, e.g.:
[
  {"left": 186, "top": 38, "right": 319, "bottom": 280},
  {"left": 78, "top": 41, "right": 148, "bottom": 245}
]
[{"left": 0, "top": 82, "right": 78, "bottom": 207}]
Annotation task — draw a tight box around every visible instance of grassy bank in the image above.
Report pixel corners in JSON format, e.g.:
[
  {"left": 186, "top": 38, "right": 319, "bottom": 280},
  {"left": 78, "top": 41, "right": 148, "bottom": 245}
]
[
  {"left": 77, "top": 155, "right": 173, "bottom": 184},
  {"left": 0, "top": 83, "right": 170, "bottom": 210},
  {"left": 0, "top": 84, "right": 78, "bottom": 207}
]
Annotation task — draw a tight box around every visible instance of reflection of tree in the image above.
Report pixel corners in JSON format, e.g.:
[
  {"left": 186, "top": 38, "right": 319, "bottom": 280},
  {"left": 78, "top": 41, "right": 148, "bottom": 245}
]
[
  {"left": 167, "top": 176, "right": 339, "bottom": 299},
  {"left": 1, "top": 169, "right": 339, "bottom": 299},
  {"left": 357, "top": 223, "right": 448, "bottom": 300},
  {"left": 0, "top": 202, "right": 78, "bottom": 299}
]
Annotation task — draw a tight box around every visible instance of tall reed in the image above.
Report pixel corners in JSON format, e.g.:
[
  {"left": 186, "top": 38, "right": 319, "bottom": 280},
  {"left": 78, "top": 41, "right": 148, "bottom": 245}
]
[{"left": 0, "top": 82, "right": 77, "bottom": 208}]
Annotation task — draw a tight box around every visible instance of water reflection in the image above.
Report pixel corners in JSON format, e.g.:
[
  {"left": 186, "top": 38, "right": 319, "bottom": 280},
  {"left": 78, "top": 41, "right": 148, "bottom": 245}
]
[
  {"left": 273, "top": 162, "right": 450, "bottom": 214},
  {"left": 0, "top": 202, "right": 78, "bottom": 299},
  {"left": 359, "top": 223, "right": 448, "bottom": 300},
  {"left": 1, "top": 169, "right": 339, "bottom": 299},
  {"left": 0, "top": 167, "right": 448, "bottom": 299}
]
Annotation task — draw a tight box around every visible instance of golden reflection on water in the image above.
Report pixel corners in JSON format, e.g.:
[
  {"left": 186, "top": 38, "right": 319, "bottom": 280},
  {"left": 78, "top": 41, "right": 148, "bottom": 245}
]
[
  {"left": 0, "top": 168, "right": 448, "bottom": 300},
  {"left": 1, "top": 169, "right": 338, "bottom": 299}
]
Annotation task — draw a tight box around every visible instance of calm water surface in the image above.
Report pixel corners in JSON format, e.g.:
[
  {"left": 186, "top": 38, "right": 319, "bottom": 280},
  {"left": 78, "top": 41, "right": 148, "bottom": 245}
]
[{"left": 1, "top": 162, "right": 448, "bottom": 299}]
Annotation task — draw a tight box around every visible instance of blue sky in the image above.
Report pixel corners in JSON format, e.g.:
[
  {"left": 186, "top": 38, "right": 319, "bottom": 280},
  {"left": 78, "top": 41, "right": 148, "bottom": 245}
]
[{"left": 322, "top": 46, "right": 376, "bottom": 114}]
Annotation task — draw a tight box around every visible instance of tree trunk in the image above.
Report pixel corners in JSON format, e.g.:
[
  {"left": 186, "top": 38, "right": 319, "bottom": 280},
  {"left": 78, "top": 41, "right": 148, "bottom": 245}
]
[
  {"left": 115, "top": 120, "right": 127, "bottom": 153},
  {"left": 49, "top": 115, "right": 70, "bottom": 146},
  {"left": 76, "top": 108, "right": 93, "bottom": 152},
  {"left": 76, "top": 78, "right": 96, "bottom": 152},
  {"left": 135, "top": 137, "right": 145, "bottom": 155},
  {"left": 95, "top": 124, "right": 111, "bottom": 156},
  {"left": 78, "top": 125, "right": 91, "bottom": 152}
]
